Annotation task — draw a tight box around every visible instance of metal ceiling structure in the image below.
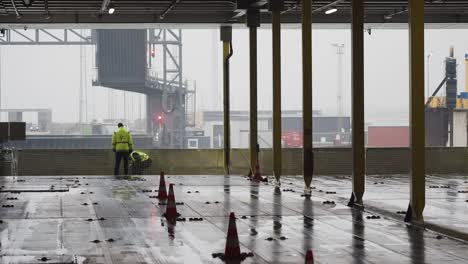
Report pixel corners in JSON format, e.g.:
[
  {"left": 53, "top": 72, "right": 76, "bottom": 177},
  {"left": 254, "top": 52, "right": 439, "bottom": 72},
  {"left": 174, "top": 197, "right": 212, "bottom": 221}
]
[{"left": 0, "top": 0, "right": 467, "bottom": 25}]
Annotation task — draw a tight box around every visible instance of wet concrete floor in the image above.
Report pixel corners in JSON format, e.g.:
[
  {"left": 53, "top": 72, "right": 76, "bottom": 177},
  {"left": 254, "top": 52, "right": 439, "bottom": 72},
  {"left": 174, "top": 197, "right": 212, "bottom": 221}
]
[
  {"left": 0, "top": 175, "right": 467, "bottom": 264},
  {"left": 293, "top": 174, "right": 468, "bottom": 239}
]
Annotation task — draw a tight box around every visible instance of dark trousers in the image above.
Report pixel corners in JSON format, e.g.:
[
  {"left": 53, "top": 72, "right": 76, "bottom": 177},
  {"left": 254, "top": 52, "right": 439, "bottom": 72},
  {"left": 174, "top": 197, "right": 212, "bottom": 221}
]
[{"left": 114, "top": 151, "right": 129, "bottom": 175}]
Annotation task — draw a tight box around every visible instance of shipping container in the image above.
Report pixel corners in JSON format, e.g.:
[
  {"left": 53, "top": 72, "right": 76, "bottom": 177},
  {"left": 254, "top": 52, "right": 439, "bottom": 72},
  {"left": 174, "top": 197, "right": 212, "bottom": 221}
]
[{"left": 367, "top": 126, "right": 409, "bottom": 147}]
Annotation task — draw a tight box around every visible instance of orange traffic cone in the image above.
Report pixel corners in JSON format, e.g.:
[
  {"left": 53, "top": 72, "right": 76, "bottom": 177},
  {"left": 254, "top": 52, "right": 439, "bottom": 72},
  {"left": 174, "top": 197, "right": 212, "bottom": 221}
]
[
  {"left": 224, "top": 212, "right": 242, "bottom": 259},
  {"left": 305, "top": 249, "right": 314, "bottom": 264},
  {"left": 164, "top": 183, "right": 179, "bottom": 220},
  {"left": 157, "top": 171, "right": 168, "bottom": 200},
  {"left": 252, "top": 159, "right": 262, "bottom": 182}
]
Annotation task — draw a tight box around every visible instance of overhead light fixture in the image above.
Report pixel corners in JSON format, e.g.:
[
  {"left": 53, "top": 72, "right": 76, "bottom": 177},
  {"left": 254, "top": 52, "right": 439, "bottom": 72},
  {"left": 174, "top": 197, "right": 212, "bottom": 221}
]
[
  {"left": 325, "top": 8, "right": 337, "bottom": 15},
  {"left": 108, "top": 6, "right": 115, "bottom": 14},
  {"left": 22, "top": 0, "right": 34, "bottom": 7}
]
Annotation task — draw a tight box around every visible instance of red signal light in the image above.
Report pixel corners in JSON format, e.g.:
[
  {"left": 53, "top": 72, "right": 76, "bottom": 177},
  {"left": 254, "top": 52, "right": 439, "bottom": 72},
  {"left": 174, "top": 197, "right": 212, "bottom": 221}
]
[{"left": 155, "top": 113, "right": 164, "bottom": 123}]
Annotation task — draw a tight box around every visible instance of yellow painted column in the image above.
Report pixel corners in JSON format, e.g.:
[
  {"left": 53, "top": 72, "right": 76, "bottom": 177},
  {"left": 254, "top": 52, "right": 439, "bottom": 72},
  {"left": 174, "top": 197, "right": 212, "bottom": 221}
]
[
  {"left": 249, "top": 27, "right": 258, "bottom": 175},
  {"left": 247, "top": 10, "right": 260, "bottom": 176},
  {"left": 271, "top": 2, "right": 283, "bottom": 184},
  {"left": 302, "top": 0, "right": 313, "bottom": 194},
  {"left": 406, "top": 0, "right": 425, "bottom": 224},
  {"left": 349, "top": 0, "right": 365, "bottom": 208},
  {"left": 220, "top": 26, "right": 232, "bottom": 175}
]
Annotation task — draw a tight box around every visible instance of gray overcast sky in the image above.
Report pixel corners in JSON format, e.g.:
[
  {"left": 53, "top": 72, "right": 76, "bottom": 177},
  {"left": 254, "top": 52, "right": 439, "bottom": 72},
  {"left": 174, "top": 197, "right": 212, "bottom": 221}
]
[{"left": 1, "top": 27, "right": 467, "bottom": 126}]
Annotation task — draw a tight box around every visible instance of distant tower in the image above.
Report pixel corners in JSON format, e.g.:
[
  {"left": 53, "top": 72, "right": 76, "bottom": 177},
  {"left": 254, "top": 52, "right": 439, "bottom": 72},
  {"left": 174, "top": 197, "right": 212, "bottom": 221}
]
[
  {"left": 445, "top": 46, "right": 457, "bottom": 110},
  {"left": 332, "top": 43, "right": 345, "bottom": 117},
  {"left": 332, "top": 43, "right": 345, "bottom": 141}
]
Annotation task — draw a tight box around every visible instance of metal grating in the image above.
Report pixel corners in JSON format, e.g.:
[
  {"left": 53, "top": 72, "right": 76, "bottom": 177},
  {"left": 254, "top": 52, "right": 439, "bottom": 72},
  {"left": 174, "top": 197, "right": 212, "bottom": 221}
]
[{"left": 0, "top": 0, "right": 467, "bottom": 24}]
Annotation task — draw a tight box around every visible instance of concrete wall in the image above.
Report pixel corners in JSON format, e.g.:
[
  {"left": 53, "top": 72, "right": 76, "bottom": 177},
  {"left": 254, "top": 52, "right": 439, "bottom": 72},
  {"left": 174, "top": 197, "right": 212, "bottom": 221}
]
[
  {"left": 367, "top": 147, "right": 468, "bottom": 175},
  {"left": 6, "top": 147, "right": 468, "bottom": 176},
  {"left": 366, "top": 148, "right": 409, "bottom": 175}
]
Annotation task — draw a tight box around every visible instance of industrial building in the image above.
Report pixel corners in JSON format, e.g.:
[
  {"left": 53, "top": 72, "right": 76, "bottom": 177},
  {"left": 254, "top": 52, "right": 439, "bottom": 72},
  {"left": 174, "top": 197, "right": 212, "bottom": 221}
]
[{"left": 1, "top": 1, "right": 468, "bottom": 264}]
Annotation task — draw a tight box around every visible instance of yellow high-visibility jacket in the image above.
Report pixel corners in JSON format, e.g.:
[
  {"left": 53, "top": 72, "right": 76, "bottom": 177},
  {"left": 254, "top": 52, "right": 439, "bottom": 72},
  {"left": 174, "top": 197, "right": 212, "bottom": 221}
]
[
  {"left": 130, "top": 151, "right": 150, "bottom": 162},
  {"left": 112, "top": 127, "right": 133, "bottom": 152}
]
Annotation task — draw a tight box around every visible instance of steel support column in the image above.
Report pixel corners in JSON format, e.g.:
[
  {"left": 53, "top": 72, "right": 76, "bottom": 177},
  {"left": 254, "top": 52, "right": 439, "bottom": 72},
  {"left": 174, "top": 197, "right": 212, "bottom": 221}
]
[
  {"left": 223, "top": 38, "right": 231, "bottom": 175},
  {"left": 348, "top": 0, "right": 365, "bottom": 208},
  {"left": 249, "top": 27, "right": 258, "bottom": 175},
  {"left": 247, "top": 10, "right": 260, "bottom": 176},
  {"left": 405, "top": 0, "right": 425, "bottom": 223},
  {"left": 270, "top": 1, "right": 283, "bottom": 184},
  {"left": 302, "top": 0, "right": 313, "bottom": 194},
  {"left": 220, "top": 26, "right": 233, "bottom": 175}
]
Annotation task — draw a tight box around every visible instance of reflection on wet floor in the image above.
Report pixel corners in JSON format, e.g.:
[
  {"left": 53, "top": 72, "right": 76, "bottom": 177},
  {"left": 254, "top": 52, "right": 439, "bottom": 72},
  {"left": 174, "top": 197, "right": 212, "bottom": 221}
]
[
  {"left": 0, "top": 174, "right": 467, "bottom": 263},
  {"left": 290, "top": 174, "right": 468, "bottom": 239}
]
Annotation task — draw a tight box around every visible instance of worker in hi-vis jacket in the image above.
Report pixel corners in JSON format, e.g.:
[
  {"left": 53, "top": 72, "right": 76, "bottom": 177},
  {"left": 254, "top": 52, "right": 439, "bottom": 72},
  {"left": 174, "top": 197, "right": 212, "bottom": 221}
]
[
  {"left": 129, "top": 150, "right": 152, "bottom": 175},
  {"left": 112, "top": 123, "right": 133, "bottom": 176}
]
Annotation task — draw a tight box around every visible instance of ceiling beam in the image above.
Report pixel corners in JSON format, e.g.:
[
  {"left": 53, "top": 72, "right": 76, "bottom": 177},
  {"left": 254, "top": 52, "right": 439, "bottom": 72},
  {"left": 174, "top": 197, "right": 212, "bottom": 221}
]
[
  {"left": 1, "top": 12, "right": 468, "bottom": 25},
  {"left": 0, "top": 1, "right": 467, "bottom": 24}
]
